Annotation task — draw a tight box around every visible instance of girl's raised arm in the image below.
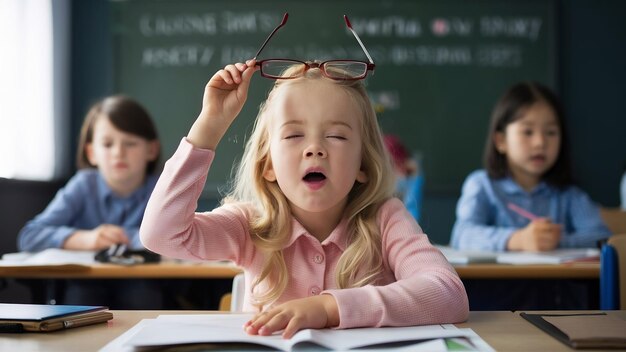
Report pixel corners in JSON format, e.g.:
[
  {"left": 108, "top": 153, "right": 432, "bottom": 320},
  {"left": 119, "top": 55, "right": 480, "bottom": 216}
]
[{"left": 187, "top": 60, "right": 258, "bottom": 150}]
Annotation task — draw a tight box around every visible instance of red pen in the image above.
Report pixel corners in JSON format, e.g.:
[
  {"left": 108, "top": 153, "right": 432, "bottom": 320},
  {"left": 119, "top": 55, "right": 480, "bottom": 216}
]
[{"left": 507, "top": 202, "right": 539, "bottom": 221}]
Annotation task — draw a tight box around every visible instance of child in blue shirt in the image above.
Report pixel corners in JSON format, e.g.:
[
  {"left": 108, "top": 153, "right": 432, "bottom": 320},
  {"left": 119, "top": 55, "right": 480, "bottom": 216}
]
[
  {"left": 451, "top": 82, "right": 611, "bottom": 252},
  {"left": 19, "top": 96, "right": 160, "bottom": 252},
  {"left": 18, "top": 95, "right": 162, "bottom": 308}
]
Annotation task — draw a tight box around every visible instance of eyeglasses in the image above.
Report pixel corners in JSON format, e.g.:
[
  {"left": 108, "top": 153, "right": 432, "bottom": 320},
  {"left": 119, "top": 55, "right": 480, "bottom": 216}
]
[{"left": 253, "top": 13, "right": 375, "bottom": 81}]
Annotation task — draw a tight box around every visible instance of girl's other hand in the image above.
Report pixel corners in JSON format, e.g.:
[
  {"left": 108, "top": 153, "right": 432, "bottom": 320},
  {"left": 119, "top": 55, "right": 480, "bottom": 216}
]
[
  {"left": 64, "top": 224, "right": 130, "bottom": 251},
  {"left": 188, "top": 60, "right": 258, "bottom": 150},
  {"left": 507, "top": 218, "right": 561, "bottom": 251},
  {"left": 243, "top": 295, "right": 339, "bottom": 339}
]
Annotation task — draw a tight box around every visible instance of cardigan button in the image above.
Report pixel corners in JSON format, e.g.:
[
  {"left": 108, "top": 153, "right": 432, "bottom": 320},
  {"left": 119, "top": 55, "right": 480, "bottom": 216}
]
[
  {"left": 310, "top": 286, "right": 321, "bottom": 295},
  {"left": 313, "top": 254, "right": 324, "bottom": 264}
]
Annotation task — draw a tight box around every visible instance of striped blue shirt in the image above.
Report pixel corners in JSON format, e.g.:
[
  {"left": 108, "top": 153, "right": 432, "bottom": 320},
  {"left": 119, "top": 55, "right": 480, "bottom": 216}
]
[
  {"left": 450, "top": 170, "right": 611, "bottom": 251},
  {"left": 18, "top": 169, "right": 158, "bottom": 252}
]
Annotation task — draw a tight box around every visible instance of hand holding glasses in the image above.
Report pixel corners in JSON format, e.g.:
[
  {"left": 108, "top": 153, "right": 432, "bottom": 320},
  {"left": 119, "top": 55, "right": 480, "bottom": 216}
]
[{"left": 253, "top": 13, "right": 375, "bottom": 81}]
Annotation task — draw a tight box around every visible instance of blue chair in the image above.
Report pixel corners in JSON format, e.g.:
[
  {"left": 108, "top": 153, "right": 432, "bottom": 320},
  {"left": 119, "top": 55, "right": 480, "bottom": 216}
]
[
  {"left": 600, "top": 236, "right": 626, "bottom": 310},
  {"left": 398, "top": 174, "right": 424, "bottom": 222}
]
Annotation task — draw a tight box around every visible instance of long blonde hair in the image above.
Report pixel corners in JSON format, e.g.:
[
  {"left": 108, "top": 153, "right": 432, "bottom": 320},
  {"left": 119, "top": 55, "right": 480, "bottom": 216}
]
[{"left": 224, "top": 66, "right": 395, "bottom": 309}]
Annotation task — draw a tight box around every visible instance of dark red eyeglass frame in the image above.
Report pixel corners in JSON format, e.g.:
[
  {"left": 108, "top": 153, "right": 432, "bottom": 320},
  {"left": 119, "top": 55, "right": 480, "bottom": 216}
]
[
  {"left": 258, "top": 59, "right": 373, "bottom": 80},
  {"left": 252, "top": 13, "right": 375, "bottom": 79}
]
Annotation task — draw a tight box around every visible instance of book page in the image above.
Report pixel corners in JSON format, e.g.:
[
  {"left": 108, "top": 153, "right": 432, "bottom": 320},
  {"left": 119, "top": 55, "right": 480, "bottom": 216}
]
[
  {"left": 0, "top": 248, "right": 95, "bottom": 266},
  {"left": 308, "top": 324, "right": 458, "bottom": 350},
  {"left": 128, "top": 315, "right": 291, "bottom": 350}
]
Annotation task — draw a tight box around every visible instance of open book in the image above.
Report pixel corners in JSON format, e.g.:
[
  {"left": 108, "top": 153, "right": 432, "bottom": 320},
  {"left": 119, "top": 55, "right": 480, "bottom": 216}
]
[{"left": 112, "top": 314, "right": 493, "bottom": 351}]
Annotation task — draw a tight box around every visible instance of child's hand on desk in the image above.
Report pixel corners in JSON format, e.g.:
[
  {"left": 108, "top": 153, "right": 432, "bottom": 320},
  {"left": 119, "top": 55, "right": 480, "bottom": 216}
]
[
  {"left": 244, "top": 294, "right": 339, "bottom": 339},
  {"left": 507, "top": 218, "right": 561, "bottom": 251},
  {"left": 63, "top": 224, "right": 130, "bottom": 250}
]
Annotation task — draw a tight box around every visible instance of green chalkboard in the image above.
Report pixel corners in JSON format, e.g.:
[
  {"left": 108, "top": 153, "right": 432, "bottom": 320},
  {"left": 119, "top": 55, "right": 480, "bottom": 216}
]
[{"left": 111, "top": 0, "right": 556, "bottom": 196}]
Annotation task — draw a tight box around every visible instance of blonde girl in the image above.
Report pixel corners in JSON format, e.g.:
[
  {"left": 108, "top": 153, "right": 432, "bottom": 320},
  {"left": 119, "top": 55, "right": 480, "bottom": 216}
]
[{"left": 141, "top": 60, "right": 468, "bottom": 338}]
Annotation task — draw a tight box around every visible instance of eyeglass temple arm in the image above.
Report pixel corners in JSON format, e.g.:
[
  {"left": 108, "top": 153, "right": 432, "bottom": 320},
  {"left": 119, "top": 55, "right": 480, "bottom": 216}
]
[
  {"left": 253, "top": 13, "right": 289, "bottom": 60},
  {"left": 344, "top": 15, "right": 374, "bottom": 65}
]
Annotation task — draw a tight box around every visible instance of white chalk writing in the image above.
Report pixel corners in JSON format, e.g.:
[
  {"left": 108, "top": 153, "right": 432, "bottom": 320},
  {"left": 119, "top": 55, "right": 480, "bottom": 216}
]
[
  {"left": 140, "top": 14, "right": 218, "bottom": 36},
  {"left": 133, "top": 12, "right": 544, "bottom": 68},
  {"left": 480, "top": 17, "right": 542, "bottom": 41},
  {"left": 350, "top": 17, "right": 422, "bottom": 37},
  {"left": 141, "top": 46, "right": 215, "bottom": 67}
]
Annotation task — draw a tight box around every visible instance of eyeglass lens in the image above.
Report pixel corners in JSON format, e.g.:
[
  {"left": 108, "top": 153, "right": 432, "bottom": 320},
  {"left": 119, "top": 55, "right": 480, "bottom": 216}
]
[
  {"left": 324, "top": 61, "right": 368, "bottom": 79},
  {"left": 261, "top": 60, "right": 368, "bottom": 80}
]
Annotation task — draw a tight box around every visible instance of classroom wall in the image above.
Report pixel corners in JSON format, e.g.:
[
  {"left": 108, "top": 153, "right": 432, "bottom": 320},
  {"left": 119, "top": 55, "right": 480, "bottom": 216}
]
[{"left": 69, "top": 0, "right": 626, "bottom": 245}]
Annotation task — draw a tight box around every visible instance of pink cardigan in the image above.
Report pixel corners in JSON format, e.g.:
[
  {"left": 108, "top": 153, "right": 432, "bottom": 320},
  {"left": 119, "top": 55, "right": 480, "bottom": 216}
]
[{"left": 141, "top": 138, "right": 469, "bottom": 329}]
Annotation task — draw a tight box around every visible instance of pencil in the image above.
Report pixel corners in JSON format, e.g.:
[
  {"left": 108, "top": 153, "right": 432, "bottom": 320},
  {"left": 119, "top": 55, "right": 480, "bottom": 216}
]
[{"left": 507, "top": 202, "right": 539, "bottom": 221}]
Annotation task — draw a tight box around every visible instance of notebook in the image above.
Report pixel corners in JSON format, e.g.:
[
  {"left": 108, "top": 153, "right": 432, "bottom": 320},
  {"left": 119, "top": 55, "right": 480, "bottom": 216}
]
[
  {"left": 520, "top": 312, "right": 626, "bottom": 349},
  {"left": 0, "top": 303, "right": 113, "bottom": 332}
]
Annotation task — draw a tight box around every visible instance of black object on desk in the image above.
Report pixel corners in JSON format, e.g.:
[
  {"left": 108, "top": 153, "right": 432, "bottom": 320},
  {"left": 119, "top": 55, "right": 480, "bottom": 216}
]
[{"left": 95, "top": 244, "right": 160, "bottom": 265}]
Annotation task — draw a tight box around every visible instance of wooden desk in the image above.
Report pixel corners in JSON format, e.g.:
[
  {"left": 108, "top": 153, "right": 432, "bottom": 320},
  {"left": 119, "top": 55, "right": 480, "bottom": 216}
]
[
  {"left": 1, "top": 261, "right": 600, "bottom": 310},
  {"left": 456, "top": 263, "right": 600, "bottom": 310},
  {"left": 457, "top": 310, "right": 626, "bottom": 352},
  {"left": 1, "top": 310, "right": 624, "bottom": 351},
  {"left": 454, "top": 262, "right": 599, "bottom": 279},
  {"left": 0, "top": 261, "right": 242, "bottom": 279},
  {"left": 0, "top": 261, "right": 599, "bottom": 279}
]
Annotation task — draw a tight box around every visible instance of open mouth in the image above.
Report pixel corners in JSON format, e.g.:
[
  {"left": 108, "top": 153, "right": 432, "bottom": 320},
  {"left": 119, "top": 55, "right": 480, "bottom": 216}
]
[
  {"left": 303, "top": 172, "right": 326, "bottom": 183},
  {"left": 530, "top": 155, "right": 546, "bottom": 162}
]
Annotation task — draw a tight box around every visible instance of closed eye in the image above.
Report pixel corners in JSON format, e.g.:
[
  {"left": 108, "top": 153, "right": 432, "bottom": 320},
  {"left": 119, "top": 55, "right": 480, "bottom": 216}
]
[
  {"left": 327, "top": 135, "right": 347, "bottom": 140},
  {"left": 284, "top": 134, "right": 303, "bottom": 140}
]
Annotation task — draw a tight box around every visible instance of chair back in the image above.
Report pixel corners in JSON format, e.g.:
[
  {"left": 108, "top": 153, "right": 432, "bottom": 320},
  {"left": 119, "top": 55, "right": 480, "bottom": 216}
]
[
  {"left": 230, "top": 273, "right": 245, "bottom": 312},
  {"left": 0, "top": 178, "right": 65, "bottom": 255},
  {"left": 609, "top": 236, "right": 626, "bottom": 309},
  {"left": 601, "top": 235, "right": 626, "bottom": 309},
  {"left": 218, "top": 273, "right": 245, "bottom": 312},
  {"left": 600, "top": 207, "right": 626, "bottom": 235}
]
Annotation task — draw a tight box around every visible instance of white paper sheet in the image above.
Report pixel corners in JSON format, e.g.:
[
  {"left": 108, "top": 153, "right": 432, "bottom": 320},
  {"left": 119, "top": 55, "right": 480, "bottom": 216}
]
[
  {"left": 0, "top": 248, "right": 96, "bottom": 266},
  {"left": 437, "top": 245, "right": 599, "bottom": 265}
]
